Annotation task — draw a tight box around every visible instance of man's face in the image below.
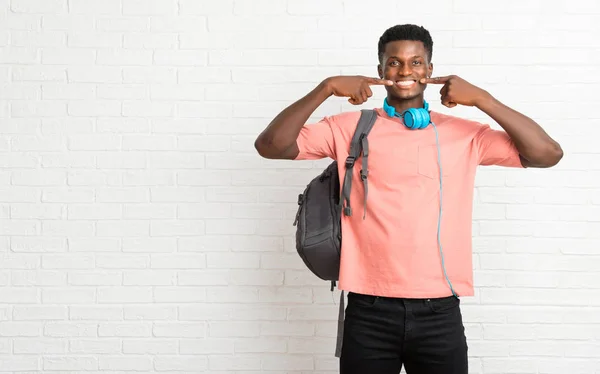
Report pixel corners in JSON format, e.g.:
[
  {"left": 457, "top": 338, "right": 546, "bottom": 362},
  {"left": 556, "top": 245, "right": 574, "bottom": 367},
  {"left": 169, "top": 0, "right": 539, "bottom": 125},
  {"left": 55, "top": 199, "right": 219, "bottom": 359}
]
[{"left": 378, "top": 40, "right": 433, "bottom": 101}]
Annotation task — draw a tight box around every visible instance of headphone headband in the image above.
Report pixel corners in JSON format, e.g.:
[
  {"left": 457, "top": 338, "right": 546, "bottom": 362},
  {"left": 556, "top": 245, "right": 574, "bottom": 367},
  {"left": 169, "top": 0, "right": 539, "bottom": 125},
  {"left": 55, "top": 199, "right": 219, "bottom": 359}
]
[{"left": 382, "top": 98, "right": 431, "bottom": 130}]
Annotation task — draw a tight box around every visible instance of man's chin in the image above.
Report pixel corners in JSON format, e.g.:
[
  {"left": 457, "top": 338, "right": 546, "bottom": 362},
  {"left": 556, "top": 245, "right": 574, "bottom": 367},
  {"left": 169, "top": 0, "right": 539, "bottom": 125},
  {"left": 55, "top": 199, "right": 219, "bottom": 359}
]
[{"left": 388, "top": 91, "right": 422, "bottom": 102}]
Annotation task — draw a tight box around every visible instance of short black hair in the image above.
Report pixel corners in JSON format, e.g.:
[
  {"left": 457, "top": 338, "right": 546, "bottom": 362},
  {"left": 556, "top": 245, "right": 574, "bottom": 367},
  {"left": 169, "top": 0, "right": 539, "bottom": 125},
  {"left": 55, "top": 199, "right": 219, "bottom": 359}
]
[{"left": 378, "top": 24, "right": 433, "bottom": 63}]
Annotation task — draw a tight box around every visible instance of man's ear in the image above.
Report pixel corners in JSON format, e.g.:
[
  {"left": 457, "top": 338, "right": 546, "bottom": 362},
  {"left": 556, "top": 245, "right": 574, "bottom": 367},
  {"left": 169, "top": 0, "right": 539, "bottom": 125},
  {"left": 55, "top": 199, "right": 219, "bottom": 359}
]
[
  {"left": 428, "top": 62, "right": 433, "bottom": 78},
  {"left": 377, "top": 64, "right": 383, "bottom": 79}
]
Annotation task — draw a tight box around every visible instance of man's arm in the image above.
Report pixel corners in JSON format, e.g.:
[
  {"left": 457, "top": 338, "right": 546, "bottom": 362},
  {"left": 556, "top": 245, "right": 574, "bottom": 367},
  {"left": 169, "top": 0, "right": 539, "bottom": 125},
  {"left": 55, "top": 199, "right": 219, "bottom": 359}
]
[
  {"left": 420, "top": 75, "right": 563, "bottom": 168},
  {"left": 474, "top": 95, "right": 563, "bottom": 168},
  {"left": 254, "top": 76, "right": 394, "bottom": 160},
  {"left": 254, "top": 80, "right": 332, "bottom": 160}
]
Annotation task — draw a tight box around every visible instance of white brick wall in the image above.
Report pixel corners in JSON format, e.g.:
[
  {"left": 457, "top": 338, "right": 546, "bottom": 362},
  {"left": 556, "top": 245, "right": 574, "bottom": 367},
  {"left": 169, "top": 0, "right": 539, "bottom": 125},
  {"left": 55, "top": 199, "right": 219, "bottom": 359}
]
[{"left": 0, "top": 0, "right": 599, "bottom": 372}]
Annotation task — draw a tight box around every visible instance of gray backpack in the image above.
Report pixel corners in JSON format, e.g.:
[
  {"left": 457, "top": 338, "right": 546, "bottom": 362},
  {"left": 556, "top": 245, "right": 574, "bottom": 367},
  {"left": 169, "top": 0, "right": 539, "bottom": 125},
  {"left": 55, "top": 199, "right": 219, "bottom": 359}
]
[{"left": 292, "top": 109, "right": 378, "bottom": 357}]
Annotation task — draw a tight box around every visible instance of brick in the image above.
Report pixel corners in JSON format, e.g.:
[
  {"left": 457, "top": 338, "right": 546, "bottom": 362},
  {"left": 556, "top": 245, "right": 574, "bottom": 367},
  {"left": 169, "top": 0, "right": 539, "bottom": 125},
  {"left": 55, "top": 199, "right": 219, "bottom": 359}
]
[
  {"left": 69, "top": 307, "right": 123, "bottom": 321},
  {"left": 150, "top": 16, "right": 205, "bottom": 32},
  {"left": 123, "top": 66, "right": 176, "bottom": 83},
  {"left": 69, "top": 339, "right": 121, "bottom": 354},
  {"left": 262, "top": 354, "right": 314, "bottom": 371},
  {"left": 0, "top": 254, "right": 39, "bottom": 269},
  {"left": 41, "top": 254, "right": 94, "bottom": 269},
  {"left": 68, "top": 238, "right": 121, "bottom": 253},
  {"left": 122, "top": 0, "right": 177, "bottom": 16},
  {"left": 122, "top": 339, "right": 178, "bottom": 354},
  {"left": 122, "top": 135, "right": 176, "bottom": 151},
  {"left": 288, "top": 0, "right": 342, "bottom": 15},
  {"left": 154, "top": 356, "right": 208, "bottom": 371},
  {"left": 11, "top": 0, "right": 66, "bottom": 13},
  {"left": 13, "top": 306, "right": 67, "bottom": 321},
  {"left": 11, "top": 237, "right": 67, "bottom": 254},
  {"left": 43, "top": 322, "right": 97, "bottom": 337},
  {"left": 153, "top": 322, "right": 206, "bottom": 338},
  {"left": 0, "top": 322, "right": 42, "bottom": 336},
  {"left": 96, "top": 254, "right": 148, "bottom": 269},
  {"left": 11, "top": 135, "right": 64, "bottom": 151},
  {"left": 151, "top": 118, "right": 206, "bottom": 134},
  {"left": 154, "top": 50, "right": 208, "bottom": 66},
  {"left": 42, "top": 83, "right": 95, "bottom": 100},
  {"left": 97, "top": 287, "right": 153, "bottom": 304},
  {"left": 149, "top": 220, "right": 205, "bottom": 237},
  {"left": 43, "top": 356, "right": 98, "bottom": 371},
  {"left": 180, "top": 338, "right": 233, "bottom": 354},
  {"left": 208, "top": 355, "right": 261, "bottom": 371},
  {"left": 11, "top": 270, "right": 66, "bottom": 286},
  {"left": 124, "top": 33, "right": 177, "bottom": 49},
  {"left": 209, "top": 49, "right": 317, "bottom": 66},
  {"left": 177, "top": 203, "right": 231, "bottom": 219},
  {"left": 98, "top": 356, "right": 153, "bottom": 371},
  {"left": 235, "top": 337, "right": 287, "bottom": 353},
  {"left": 69, "top": 0, "right": 121, "bottom": 15},
  {"left": 42, "top": 48, "right": 95, "bottom": 65},
  {"left": 96, "top": 187, "right": 149, "bottom": 203},
  {"left": 41, "top": 221, "right": 95, "bottom": 237},
  {"left": 11, "top": 30, "right": 65, "bottom": 47},
  {"left": 123, "top": 270, "right": 177, "bottom": 286},
  {"left": 67, "top": 101, "right": 122, "bottom": 117},
  {"left": 150, "top": 187, "right": 205, "bottom": 202},
  {"left": 97, "top": 17, "right": 149, "bottom": 32},
  {"left": 67, "top": 204, "right": 121, "bottom": 220},
  {"left": 179, "top": 0, "right": 233, "bottom": 15},
  {"left": 67, "top": 66, "right": 121, "bottom": 83},
  {"left": 42, "top": 14, "right": 94, "bottom": 31},
  {"left": 98, "top": 322, "right": 152, "bottom": 337},
  {"left": 233, "top": 0, "right": 286, "bottom": 15},
  {"left": 97, "top": 50, "right": 153, "bottom": 66},
  {"left": 123, "top": 305, "right": 176, "bottom": 320},
  {"left": 68, "top": 271, "right": 122, "bottom": 286},
  {"left": 68, "top": 0, "right": 121, "bottom": 15},
  {"left": 177, "top": 270, "right": 229, "bottom": 286},
  {"left": 13, "top": 338, "right": 67, "bottom": 354},
  {"left": 208, "top": 16, "right": 315, "bottom": 33},
  {"left": 0, "top": 82, "right": 40, "bottom": 99},
  {"left": 122, "top": 237, "right": 176, "bottom": 252},
  {"left": 123, "top": 101, "right": 175, "bottom": 117},
  {"left": 0, "top": 356, "right": 40, "bottom": 371}
]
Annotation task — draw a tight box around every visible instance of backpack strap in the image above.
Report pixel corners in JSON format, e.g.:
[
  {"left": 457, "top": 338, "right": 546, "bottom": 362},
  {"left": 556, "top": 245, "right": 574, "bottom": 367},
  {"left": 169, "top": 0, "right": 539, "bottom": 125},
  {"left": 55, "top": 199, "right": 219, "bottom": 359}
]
[
  {"left": 334, "top": 290, "right": 345, "bottom": 358},
  {"left": 341, "top": 109, "right": 378, "bottom": 219}
]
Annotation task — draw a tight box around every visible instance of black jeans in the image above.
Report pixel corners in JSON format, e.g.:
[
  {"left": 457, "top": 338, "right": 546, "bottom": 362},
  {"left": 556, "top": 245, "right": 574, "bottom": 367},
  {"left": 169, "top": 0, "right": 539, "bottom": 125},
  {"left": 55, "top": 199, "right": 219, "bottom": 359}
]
[{"left": 340, "top": 292, "right": 468, "bottom": 374}]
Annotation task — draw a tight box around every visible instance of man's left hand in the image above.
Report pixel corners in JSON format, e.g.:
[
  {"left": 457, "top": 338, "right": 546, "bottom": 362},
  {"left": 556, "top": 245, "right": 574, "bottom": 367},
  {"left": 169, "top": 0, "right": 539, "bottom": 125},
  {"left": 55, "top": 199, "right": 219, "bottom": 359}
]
[{"left": 419, "top": 75, "right": 490, "bottom": 108}]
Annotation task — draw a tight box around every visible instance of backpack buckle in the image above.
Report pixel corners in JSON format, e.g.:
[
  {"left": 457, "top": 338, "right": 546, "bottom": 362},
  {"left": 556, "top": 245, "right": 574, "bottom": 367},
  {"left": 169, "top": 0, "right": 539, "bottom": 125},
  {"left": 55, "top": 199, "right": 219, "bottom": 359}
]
[{"left": 345, "top": 156, "right": 355, "bottom": 168}]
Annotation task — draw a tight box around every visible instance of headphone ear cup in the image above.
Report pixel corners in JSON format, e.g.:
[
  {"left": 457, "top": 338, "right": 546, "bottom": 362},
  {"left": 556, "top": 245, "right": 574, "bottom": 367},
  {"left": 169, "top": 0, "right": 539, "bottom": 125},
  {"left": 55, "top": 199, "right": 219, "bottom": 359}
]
[
  {"left": 402, "top": 108, "right": 417, "bottom": 129},
  {"left": 416, "top": 108, "right": 430, "bottom": 129},
  {"left": 403, "top": 108, "right": 430, "bottom": 129}
]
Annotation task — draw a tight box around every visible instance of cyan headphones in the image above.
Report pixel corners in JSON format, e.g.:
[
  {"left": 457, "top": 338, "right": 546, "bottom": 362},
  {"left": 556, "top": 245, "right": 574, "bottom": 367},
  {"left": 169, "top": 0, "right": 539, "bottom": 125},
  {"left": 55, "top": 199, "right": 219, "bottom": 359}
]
[
  {"left": 382, "top": 97, "right": 458, "bottom": 298},
  {"left": 382, "top": 97, "right": 431, "bottom": 130}
]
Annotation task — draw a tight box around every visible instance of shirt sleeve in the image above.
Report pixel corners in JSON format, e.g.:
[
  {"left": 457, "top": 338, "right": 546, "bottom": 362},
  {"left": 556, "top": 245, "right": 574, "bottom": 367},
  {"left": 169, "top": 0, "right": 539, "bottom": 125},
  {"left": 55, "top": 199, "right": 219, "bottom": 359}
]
[
  {"left": 474, "top": 124, "right": 524, "bottom": 168},
  {"left": 294, "top": 116, "right": 336, "bottom": 160}
]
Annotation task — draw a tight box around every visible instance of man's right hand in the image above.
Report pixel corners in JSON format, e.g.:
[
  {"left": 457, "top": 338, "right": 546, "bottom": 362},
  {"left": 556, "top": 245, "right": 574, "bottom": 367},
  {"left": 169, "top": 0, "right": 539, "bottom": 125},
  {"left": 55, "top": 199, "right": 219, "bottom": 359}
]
[{"left": 324, "top": 76, "right": 394, "bottom": 105}]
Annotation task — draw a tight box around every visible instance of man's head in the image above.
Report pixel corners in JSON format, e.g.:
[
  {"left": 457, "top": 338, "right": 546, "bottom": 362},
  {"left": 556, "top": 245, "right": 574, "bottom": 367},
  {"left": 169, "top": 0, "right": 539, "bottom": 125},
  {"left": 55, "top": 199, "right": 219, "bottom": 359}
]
[{"left": 377, "top": 24, "right": 434, "bottom": 103}]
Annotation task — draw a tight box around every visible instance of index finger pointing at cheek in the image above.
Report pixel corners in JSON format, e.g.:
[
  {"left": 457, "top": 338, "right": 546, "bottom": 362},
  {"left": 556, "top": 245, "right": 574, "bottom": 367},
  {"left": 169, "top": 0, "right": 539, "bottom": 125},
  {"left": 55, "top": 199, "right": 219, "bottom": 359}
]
[
  {"left": 368, "top": 78, "right": 394, "bottom": 86},
  {"left": 420, "top": 76, "right": 449, "bottom": 84}
]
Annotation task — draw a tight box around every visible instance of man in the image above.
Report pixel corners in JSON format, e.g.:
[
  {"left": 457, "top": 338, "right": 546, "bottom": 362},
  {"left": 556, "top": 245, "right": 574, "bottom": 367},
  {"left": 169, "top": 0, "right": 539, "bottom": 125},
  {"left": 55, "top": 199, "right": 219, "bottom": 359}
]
[{"left": 254, "top": 24, "right": 562, "bottom": 374}]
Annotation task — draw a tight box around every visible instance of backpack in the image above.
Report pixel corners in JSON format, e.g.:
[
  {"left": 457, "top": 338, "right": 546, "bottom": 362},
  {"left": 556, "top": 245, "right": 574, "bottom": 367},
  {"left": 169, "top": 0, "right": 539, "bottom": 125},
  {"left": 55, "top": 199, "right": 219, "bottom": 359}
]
[{"left": 292, "top": 109, "right": 378, "bottom": 357}]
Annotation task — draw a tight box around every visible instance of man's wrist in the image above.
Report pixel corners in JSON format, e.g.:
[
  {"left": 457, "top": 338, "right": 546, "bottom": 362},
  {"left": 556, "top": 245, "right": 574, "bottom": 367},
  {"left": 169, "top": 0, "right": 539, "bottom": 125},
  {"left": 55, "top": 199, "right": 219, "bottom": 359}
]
[
  {"left": 318, "top": 78, "right": 334, "bottom": 97},
  {"left": 474, "top": 90, "right": 497, "bottom": 112}
]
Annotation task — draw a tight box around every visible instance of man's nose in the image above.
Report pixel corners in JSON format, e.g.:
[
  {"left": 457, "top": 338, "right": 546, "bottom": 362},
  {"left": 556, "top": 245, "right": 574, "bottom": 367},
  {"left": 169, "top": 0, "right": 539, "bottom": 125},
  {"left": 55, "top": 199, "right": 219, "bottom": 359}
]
[{"left": 399, "top": 64, "right": 412, "bottom": 76}]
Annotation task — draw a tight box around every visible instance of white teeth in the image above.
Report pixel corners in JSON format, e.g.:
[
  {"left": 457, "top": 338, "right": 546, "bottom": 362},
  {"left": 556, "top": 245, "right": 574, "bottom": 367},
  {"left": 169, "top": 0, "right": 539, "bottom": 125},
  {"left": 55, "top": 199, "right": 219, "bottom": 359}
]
[{"left": 396, "top": 81, "right": 415, "bottom": 86}]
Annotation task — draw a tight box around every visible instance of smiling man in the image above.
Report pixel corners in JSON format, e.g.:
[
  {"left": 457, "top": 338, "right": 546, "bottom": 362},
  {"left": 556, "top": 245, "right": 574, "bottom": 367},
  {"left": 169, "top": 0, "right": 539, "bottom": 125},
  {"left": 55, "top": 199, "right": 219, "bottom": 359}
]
[{"left": 254, "top": 24, "right": 562, "bottom": 374}]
